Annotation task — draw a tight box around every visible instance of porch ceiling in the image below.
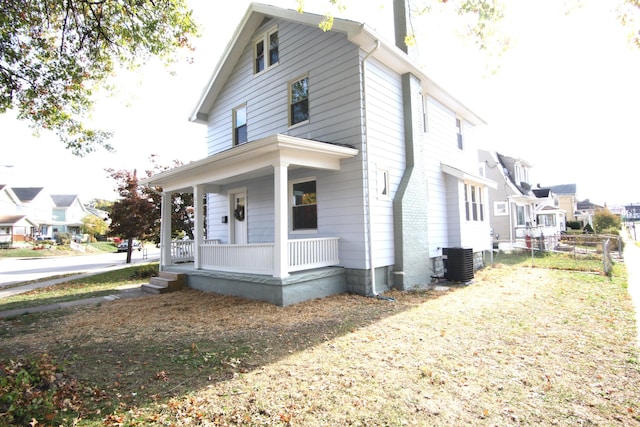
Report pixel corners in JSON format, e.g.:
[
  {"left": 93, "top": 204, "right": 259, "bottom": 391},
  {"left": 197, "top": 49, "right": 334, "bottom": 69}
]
[{"left": 140, "top": 134, "right": 359, "bottom": 193}]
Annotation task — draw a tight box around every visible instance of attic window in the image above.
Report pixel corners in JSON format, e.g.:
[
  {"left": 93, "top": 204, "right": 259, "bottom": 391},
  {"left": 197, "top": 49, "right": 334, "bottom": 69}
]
[{"left": 254, "top": 27, "right": 279, "bottom": 74}]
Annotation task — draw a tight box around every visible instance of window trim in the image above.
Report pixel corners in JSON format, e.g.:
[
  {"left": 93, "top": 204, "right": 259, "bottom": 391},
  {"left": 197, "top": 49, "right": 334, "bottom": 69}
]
[
  {"left": 464, "top": 183, "right": 485, "bottom": 222},
  {"left": 494, "top": 201, "right": 508, "bottom": 216},
  {"left": 516, "top": 205, "right": 526, "bottom": 226},
  {"left": 254, "top": 26, "right": 279, "bottom": 75},
  {"left": 288, "top": 74, "right": 309, "bottom": 128},
  {"left": 290, "top": 176, "right": 317, "bottom": 234},
  {"left": 232, "top": 104, "right": 247, "bottom": 146}
]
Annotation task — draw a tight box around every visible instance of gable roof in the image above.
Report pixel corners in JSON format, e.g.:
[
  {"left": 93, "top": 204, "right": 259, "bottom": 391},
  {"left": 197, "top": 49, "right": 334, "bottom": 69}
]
[
  {"left": 546, "top": 184, "right": 576, "bottom": 195},
  {"left": 0, "top": 214, "right": 36, "bottom": 226},
  {"left": 190, "top": 2, "right": 484, "bottom": 126},
  {"left": 51, "top": 195, "right": 79, "bottom": 208},
  {"left": 578, "top": 199, "right": 602, "bottom": 210},
  {"left": 12, "top": 187, "right": 44, "bottom": 203},
  {"left": 496, "top": 153, "right": 533, "bottom": 195}
]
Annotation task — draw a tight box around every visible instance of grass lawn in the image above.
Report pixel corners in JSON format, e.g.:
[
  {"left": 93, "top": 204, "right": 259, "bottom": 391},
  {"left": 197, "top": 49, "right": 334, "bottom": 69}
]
[
  {"left": 0, "top": 256, "right": 638, "bottom": 426},
  {"left": 0, "top": 263, "right": 159, "bottom": 312},
  {"left": 0, "top": 242, "right": 118, "bottom": 258}
]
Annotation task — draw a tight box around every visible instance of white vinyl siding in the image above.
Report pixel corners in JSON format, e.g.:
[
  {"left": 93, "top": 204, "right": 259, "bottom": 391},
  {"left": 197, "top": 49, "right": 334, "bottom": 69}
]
[
  {"left": 203, "top": 19, "right": 370, "bottom": 269},
  {"left": 205, "top": 19, "right": 361, "bottom": 154},
  {"left": 362, "top": 57, "right": 404, "bottom": 267}
]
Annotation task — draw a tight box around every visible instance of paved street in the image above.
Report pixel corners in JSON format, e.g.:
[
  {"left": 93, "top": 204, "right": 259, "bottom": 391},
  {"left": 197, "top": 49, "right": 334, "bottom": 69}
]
[{"left": 0, "top": 247, "right": 160, "bottom": 287}]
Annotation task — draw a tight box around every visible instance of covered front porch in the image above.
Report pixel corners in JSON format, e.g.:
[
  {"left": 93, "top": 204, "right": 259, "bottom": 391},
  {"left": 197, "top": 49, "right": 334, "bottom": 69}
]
[
  {"left": 169, "top": 237, "right": 340, "bottom": 275},
  {"left": 141, "top": 134, "right": 359, "bottom": 304}
]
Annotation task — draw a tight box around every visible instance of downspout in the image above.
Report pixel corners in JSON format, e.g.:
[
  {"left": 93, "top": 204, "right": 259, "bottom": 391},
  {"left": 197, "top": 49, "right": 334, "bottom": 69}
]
[{"left": 361, "top": 40, "right": 380, "bottom": 296}]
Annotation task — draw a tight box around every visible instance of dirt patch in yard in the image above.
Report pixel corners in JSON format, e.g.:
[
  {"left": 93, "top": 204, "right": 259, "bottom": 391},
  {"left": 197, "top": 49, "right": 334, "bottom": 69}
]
[{"left": 1, "top": 262, "right": 639, "bottom": 426}]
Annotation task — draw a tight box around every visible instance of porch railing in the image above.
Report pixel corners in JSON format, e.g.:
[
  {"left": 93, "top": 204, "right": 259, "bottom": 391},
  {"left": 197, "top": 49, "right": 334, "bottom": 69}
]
[
  {"left": 288, "top": 237, "right": 340, "bottom": 272},
  {"left": 169, "top": 237, "right": 340, "bottom": 275}
]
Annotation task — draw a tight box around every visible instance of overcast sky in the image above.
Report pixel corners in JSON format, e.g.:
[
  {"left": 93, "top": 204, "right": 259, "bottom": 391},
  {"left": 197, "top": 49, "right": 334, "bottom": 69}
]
[{"left": 1, "top": 0, "right": 639, "bottom": 207}]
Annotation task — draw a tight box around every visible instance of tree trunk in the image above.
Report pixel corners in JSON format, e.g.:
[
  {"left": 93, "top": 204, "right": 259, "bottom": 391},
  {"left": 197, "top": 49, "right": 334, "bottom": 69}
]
[{"left": 126, "top": 236, "right": 133, "bottom": 264}]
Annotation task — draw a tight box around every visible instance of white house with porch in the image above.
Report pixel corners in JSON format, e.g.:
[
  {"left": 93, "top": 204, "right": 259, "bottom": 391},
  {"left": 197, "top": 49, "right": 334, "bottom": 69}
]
[
  {"left": 141, "top": 2, "right": 495, "bottom": 305},
  {"left": 479, "top": 149, "right": 565, "bottom": 251}
]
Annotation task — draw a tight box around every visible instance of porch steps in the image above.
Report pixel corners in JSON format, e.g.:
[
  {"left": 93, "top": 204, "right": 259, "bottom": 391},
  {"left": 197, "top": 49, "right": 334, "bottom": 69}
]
[{"left": 142, "top": 271, "right": 186, "bottom": 294}]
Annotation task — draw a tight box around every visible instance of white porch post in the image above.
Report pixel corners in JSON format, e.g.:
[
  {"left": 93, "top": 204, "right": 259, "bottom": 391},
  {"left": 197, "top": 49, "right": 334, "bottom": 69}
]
[
  {"left": 274, "top": 162, "right": 290, "bottom": 278},
  {"left": 160, "top": 191, "right": 172, "bottom": 268},
  {"left": 193, "top": 184, "right": 204, "bottom": 269}
]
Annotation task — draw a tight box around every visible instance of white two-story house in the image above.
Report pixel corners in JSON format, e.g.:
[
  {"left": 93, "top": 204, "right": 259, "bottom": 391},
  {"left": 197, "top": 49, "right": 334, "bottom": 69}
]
[{"left": 142, "top": 2, "right": 495, "bottom": 305}]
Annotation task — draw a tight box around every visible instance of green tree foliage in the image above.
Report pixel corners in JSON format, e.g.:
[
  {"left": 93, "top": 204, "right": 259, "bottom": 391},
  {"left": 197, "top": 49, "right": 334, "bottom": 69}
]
[
  {"left": 299, "top": 0, "right": 640, "bottom": 53},
  {"left": 298, "top": 0, "right": 506, "bottom": 51},
  {"left": 87, "top": 198, "right": 114, "bottom": 214},
  {"left": 0, "top": 0, "right": 199, "bottom": 156},
  {"left": 81, "top": 214, "right": 108, "bottom": 239},
  {"left": 593, "top": 207, "right": 622, "bottom": 234}
]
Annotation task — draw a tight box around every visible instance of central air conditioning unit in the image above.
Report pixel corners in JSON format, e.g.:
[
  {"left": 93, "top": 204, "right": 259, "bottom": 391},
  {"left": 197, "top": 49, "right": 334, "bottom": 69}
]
[{"left": 442, "top": 247, "right": 474, "bottom": 282}]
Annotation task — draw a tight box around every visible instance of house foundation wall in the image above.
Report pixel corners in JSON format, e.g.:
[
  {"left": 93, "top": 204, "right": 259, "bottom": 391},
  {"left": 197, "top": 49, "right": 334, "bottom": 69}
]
[
  {"left": 345, "top": 266, "right": 392, "bottom": 296},
  {"left": 166, "top": 266, "right": 348, "bottom": 307}
]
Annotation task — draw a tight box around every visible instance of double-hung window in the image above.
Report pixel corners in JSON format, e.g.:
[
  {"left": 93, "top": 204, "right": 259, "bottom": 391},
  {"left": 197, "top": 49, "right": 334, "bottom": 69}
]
[
  {"left": 465, "top": 184, "right": 484, "bottom": 222},
  {"left": 233, "top": 104, "right": 247, "bottom": 145},
  {"left": 291, "top": 178, "right": 317, "bottom": 231},
  {"left": 516, "top": 205, "right": 526, "bottom": 226},
  {"left": 289, "top": 76, "right": 309, "bottom": 126},
  {"left": 254, "top": 27, "right": 278, "bottom": 74}
]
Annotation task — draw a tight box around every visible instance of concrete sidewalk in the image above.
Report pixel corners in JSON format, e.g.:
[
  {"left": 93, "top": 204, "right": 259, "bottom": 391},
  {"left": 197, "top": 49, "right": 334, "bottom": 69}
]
[
  {"left": 0, "top": 261, "right": 157, "bottom": 319},
  {"left": 0, "top": 284, "right": 147, "bottom": 319},
  {"left": 621, "top": 231, "right": 640, "bottom": 346}
]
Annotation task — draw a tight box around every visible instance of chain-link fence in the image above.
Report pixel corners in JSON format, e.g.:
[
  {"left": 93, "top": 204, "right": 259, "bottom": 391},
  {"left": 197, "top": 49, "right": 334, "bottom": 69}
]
[{"left": 491, "top": 233, "right": 621, "bottom": 275}]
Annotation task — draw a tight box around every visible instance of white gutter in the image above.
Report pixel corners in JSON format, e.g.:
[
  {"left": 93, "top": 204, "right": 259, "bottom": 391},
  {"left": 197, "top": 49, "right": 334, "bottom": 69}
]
[{"left": 361, "top": 40, "right": 380, "bottom": 296}]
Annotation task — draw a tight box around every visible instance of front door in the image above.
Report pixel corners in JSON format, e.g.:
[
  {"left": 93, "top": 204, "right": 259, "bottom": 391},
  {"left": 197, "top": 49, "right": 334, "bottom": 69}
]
[{"left": 231, "top": 191, "right": 247, "bottom": 244}]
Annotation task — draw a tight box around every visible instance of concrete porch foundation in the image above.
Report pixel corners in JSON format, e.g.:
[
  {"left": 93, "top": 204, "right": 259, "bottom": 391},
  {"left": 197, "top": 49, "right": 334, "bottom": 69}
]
[{"left": 162, "top": 265, "right": 348, "bottom": 306}]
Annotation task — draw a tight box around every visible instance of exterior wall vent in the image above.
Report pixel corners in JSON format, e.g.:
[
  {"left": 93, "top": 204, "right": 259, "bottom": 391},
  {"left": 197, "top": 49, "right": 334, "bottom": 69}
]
[{"left": 442, "top": 247, "right": 474, "bottom": 282}]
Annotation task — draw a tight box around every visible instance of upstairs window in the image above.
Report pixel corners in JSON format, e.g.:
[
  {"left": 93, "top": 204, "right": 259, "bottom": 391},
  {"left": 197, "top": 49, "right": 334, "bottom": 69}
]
[
  {"left": 456, "top": 117, "right": 463, "bottom": 150},
  {"left": 291, "top": 178, "right": 317, "bottom": 231},
  {"left": 289, "top": 76, "right": 309, "bottom": 126},
  {"left": 254, "top": 27, "right": 278, "bottom": 74},
  {"left": 233, "top": 104, "right": 247, "bottom": 145}
]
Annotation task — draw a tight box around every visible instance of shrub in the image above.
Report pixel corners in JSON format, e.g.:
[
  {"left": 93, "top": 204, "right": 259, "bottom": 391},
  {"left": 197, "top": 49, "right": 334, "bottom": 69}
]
[
  {"left": 593, "top": 208, "right": 621, "bottom": 233},
  {"left": 567, "top": 220, "right": 582, "bottom": 230},
  {"left": 129, "top": 263, "right": 160, "bottom": 279},
  {"left": 56, "top": 233, "right": 72, "bottom": 245}
]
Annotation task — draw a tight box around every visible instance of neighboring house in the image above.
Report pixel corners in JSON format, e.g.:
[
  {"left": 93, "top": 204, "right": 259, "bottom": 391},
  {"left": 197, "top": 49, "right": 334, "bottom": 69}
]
[
  {"left": 0, "top": 186, "right": 94, "bottom": 241},
  {"left": 141, "top": 2, "right": 496, "bottom": 306},
  {"left": 0, "top": 215, "right": 37, "bottom": 245},
  {"left": 531, "top": 187, "right": 566, "bottom": 237},
  {"left": 545, "top": 184, "right": 577, "bottom": 222},
  {"left": 624, "top": 204, "right": 640, "bottom": 221},
  {"left": 11, "top": 187, "right": 55, "bottom": 238},
  {"left": 51, "top": 194, "right": 89, "bottom": 238},
  {"left": 478, "top": 150, "right": 564, "bottom": 250}
]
